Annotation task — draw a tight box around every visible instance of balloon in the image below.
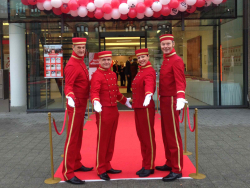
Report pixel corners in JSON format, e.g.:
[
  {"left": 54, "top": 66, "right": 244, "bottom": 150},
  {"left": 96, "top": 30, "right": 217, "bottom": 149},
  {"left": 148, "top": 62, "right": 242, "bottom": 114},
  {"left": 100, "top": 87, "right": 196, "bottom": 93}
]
[
  {"left": 105, "top": 0, "right": 112, "bottom": 3},
  {"left": 186, "top": 5, "right": 196, "bottom": 13},
  {"left": 161, "top": 5, "right": 170, "bottom": 16},
  {"left": 87, "top": 2, "right": 96, "bottom": 11},
  {"left": 61, "top": 3, "right": 70, "bottom": 13},
  {"left": 168, "top": 0, "right": 179, "bottom": 8},
  {"left": 37, "top": 2, "right": 45, "bottom": 10},
  {"left": 78, "top": 6, "right": 88, "bottom": 16},
  {"left": 119, "top": 3, "right": 129, "bottom": 14},
  {"left": 152, "top": 1, "right": 162, "bottom": 12},
  {"left": 102, "top": 3, "right": 112, "bottom": 13},
  {"left": 178, "top": 2, "right": 187, "bottom": 11},
  {"left": 28, "top": 0, "right": 37, "bottom": 5},
  {"left": 136, "top": 2, "right": 146, "bottom": 13},
  {"left": 195, "top": 0, "right": 205, "bottom": 7},
  {"left": 153, "top": 11, "right": 161, "bottom": 17},
  {"left": 137, "top": 0, "right": 143, "bottom": 2},
  {"left": 128, "top": 7, "right": 137, "bottom": 18},
  {"left": 78, "top": 0, "right": 89, "bottom": 6},
  {"left": 204, "top": 0, "right": 212, "bottom": 6},
  {"left": 51, "top": 0, "right": 62, "bottom": 8},
  {"left": 144, "top": 0, "right": 153, "bottom": 7},
  {"left": 185, "top": 0, "right": 197, "bottom": 6},
  {"left": 62, "top": 0, "right": 70, "bottom": 3},
  {"left": 94, "top": 8, "right": 104, "bottom": 18},
  {"left": 159, "top": 0, "right": 170, "bottom": 5},
  {"left": 53, "top": 7, "right": 62, "bottom": 15},
  {"left": 144, "top": 7, "right": 153, "bottom": 17},
  {"left": 136, "top": 12, "right": 144, "bottom": 19},
  {"left": 211, "top": 0, "right": 223, "bottom": 4},
  {"left": 170, "top": 8, "right": 178, "bottom": 15},
  {"left": 43, "top": 1, "right": 53, "bottom": 10},
  {"left": 111, "top": 8, "right": 121, "bottom": 19},
  {"left": 120, "top": 14, "right": 128, "bottom": 19},
  {"left": 222, "top": 0, "right": 227, "bottom": 2},
  {"left": 71, "top": 10, "right": 78, "bottom": 16},
  {"left": 94, "top": 0, "right": 105, "bottom": 8},
  {"left": 111, "top": 0, "right": 120, "bottom": 8},
  {"left": 104, "top": 13, "right": 112, "bottom": 19},
  {"left": 127, "top": 0, "right": 137, "bottom": 7},
  {"left": 87, "top": 11, "right": 94, "bottom": 17},
  {"left": 37, "top": 0, "right": 45, "bottom": 2},
  {"left": 120, "top": 0, "right": 127, "bottom": 3},
  {"left": 21, "top": 0, "right": 29, "bottom": 5},
  {"left": 68, "top": 0, "right": 79, "bottom": 10}
]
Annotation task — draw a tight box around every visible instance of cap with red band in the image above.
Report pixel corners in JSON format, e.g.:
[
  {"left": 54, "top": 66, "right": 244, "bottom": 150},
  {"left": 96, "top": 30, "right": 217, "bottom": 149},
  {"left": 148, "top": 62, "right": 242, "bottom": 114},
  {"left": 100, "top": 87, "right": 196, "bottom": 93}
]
[
  {"left": 135, "top": 48, "right": 148, "bottom": 57},
  {"left": 159, "top": 34, "right": 174, "bottom": 43},
  {"left": 98, "top": 51, "right": 112, "bottom": 58},
  {"left": 72, "top": 37, "right": 87, "bottom": 45}
]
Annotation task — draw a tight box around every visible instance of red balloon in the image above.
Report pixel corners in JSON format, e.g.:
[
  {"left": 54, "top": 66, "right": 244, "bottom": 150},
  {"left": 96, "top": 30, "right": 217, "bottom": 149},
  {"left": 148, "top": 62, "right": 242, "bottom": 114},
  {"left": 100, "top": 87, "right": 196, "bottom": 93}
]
[
  {"left": 37, "top": 0, "right": 45, "bottom": 2},
  {"left": 168, "top": 0, "right": 179, "bottom": 9},
  {"left": 186, "top": 5, "right": 196, "bottom": 13},
  {"left": 120, "top": 0, "right": 127, "bottom": 3},
  {"left": 61, "top": 3, "right": 70, "bottom": 13},
  {"left": 120, "top": 14, "right": 128, "bottom": 20},
  {"left": 53, "top": 7, "right": 62, "bottom": 15},
  {"left": 28, "top": 0, "right": 37, "bottom": 5},
  {"left": 153, "top": 11, "right": 161, "bottom": 18},
  {"left": 128, "top": 8, "right": 137, "bottom": 18},
  {"left": 68, "top": 0, "right": 79, "bottom": 11},
  {"left": 21, "top": 0, "right": 29, "bottom": 5},
  {"left": 111, "top": 0, "right": 120, "bottom": 8},
  {"left": 222, "top": 0, "right": 227, "bottom": 2},
  {"left": 94, "top": 8, "right": 104, "bottom": 19},
  {"left": 195, "top": 0, "right": 205, "bottom": 7},
  {"left": 144, "top": 0, "right": 153, "bottom": 7},
  {"left": 87, "top": 11, "right": 94, "bottom": 18},
  {"left": 78, "top": 0, "right": 89, "bottom": 6},
  {"left": 102, "top": 3, "right": 112, "bottom": 14},
  {"left": 136, "top": 2, "right": 146, "bottom": 13},
  {"left": 161, "top": 5, "right": 170, "bottom": 16}
]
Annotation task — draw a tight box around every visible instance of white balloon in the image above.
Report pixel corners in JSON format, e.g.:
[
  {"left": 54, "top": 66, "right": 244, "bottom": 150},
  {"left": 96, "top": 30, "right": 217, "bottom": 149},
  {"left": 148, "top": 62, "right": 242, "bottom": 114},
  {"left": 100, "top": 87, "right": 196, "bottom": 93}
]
[
  {"left": 145, "top": 7, "right": 153, "bottom": 17},
  {"left": 159, "top": 0, "right": 170, "bottom": 6},
  {"left": 62, "top": 0, "right": 70, "bottom": 3},
  {"left": 205, "top": 0, "right": 212, "bottom": 6},
  {"left": 111, "top": 9, "right": 121, "bottom": 19},
  {"left": 178, "top": 2, "right": 187, "bottom": 12},
  {"left": 170, "top": 8, "right": 178, "bottom": 15},
  {"left": 136, "top": 13, "right": 144, "bottom": 19},
  {"left": 94, "top": 0, "right": 105, "bottom": 8},
  {"left": 137, "top": 0, "right": 144, "bottom": 3},
  {"left": 185, "top": 0, "right": 197, "bottom": 6},
  {"left": 212, "top": 0, "right": 223, "bottom": 4},
  {"left": 104, "top": 0, "right": 112, "bottom": 3},
  {"left": 37, "top": 2, "right": 44, "bottom": 10},
  {"left": 119, "top": 3, "right": 129, "bottom": 14},
  {"left": 43, "top": 1, "right": 53, "bottom": 10},
  {"left": 51, "top": 0, "right": 62, "bottom": 8},
  {"left": 127, "top": 0, "right": 137, "bottom": 8},
  {"left": 104, "top": 13, "right": 112, "bottom": 20},
  {"left": 71, "top": 10, "right": 78, "bottom": 17},
  {"left": 152, "top": 1, "right": 162, "bottom": 12},
  {"left": 78, "top": 6, "right": 88, "bottom": 17},
  {"left": 87, "top": 2, "right": 96, "bottom": 12}
]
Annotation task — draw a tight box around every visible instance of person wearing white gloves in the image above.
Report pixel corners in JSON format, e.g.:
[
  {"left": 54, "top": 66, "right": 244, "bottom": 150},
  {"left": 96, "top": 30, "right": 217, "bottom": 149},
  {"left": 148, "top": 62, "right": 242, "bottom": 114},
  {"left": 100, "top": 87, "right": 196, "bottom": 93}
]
[
  {"left": 90, "top": 51, "right": 132, "bottom": 181},
  {"left": 131, "top": 48, "right": 156, "bottom": 178},
  {"left": 156, "top": 34, "right": 187, "bottom": 182}
]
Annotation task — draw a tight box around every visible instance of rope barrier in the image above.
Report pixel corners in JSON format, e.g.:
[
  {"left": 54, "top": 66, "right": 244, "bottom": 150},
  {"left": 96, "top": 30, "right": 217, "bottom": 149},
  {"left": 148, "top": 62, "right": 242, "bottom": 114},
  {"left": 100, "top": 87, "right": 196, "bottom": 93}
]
[
  {"left": 52, "top": 109, "right": 67, "bottom": 135},
  {"left": 187, "top": 107, "right": 196, "bottom": 132},
  {"left": 178, "top": 107, "right": 185, "bottom": 123}
]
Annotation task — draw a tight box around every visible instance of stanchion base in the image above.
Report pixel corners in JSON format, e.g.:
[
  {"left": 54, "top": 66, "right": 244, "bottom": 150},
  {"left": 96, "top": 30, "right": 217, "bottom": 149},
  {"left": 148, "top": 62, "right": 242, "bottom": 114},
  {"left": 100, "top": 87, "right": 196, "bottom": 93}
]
[
  {"left": 189, "top": 173, "right": 206, "bottom": 179},
  {"left": 86, "top": 119, "right": 92, "bottom": 121},
  {"left": 61, "top": 154, "right": 64, "bottom": 158},
  {"left": 183, "top": 151, "right": 192, "bottom": 155},
  {"left": 44, "top": 177, "right": 61, "bottom": 184}
]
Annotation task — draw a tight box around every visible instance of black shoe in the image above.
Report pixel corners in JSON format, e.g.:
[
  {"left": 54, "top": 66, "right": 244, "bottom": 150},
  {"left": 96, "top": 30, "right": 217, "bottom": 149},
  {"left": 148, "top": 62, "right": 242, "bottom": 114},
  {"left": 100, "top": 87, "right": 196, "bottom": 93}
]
[
  {"left": 162, "top": 171, "right": 182, "bottom": 182},
  {"left": 155, "top": 164, "right": 172, "bottom": 171},
  {"left": 106, "top": 168, "right": 122, "bottom": 174},
  {"left": 136, "top": 167, "right": 145, "bottom": 175},
  {"left": 99, "top": 172, "right": 110, "bottom": 181},
  {"left": 66, "top": 176, "right": 85, "bottom": 184},
  {"left": 75, "top": 165, "right": 93, "bottom": 172},
  {"left": 139, "top": 169, "right": 154, "bottom": 177}
]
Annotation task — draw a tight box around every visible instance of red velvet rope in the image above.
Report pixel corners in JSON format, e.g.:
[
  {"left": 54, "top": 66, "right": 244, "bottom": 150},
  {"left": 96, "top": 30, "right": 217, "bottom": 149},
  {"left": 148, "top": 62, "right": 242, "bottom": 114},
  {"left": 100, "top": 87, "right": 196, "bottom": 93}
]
[
  {"left": 52, "top": 109, "right": 67, "bottom": 135},
  {"left": 178, "top": 107, "right": 185, "bottom": 123},
  {"left": 187, "top": 107, "right": 195, "bottom": 132}
]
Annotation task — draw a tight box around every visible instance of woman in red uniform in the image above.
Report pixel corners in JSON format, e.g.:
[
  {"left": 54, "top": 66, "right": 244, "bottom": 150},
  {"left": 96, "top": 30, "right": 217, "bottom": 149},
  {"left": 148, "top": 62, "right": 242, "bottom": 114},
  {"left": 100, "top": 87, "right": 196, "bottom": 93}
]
[{"left": 132, "top": 48, "right": 156, "bottom": 177}]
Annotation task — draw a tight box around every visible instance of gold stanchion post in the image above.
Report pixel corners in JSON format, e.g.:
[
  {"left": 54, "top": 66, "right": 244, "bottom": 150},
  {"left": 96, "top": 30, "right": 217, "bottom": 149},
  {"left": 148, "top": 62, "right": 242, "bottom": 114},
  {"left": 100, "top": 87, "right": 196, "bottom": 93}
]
[
  {"left": 61, "top": 102, "right": 68, "bottom": 158},
  {"left": 86, "top": 99, "right": 92, "bottom": 121},
  {"left": 44, "top": 113, "right": 61, "bottom": 184},
  {"left": 91, "top": 101, "right": 94, "bottom": 114},
  {"left": 183, "top": 104, "right": 192, "bottom": 155},
  {"left": 189, "top": 108, "right": 206, "bottom": 179}
]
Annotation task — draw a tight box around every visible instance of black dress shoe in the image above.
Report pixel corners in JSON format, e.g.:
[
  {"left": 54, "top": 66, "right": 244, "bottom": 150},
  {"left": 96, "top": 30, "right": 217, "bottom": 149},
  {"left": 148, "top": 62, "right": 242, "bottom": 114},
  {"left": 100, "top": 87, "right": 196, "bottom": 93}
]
[
  {"left": 75, "top": 165, "right": 93, "bottom": 172},
  {"left": 155, "top": 164, "right": 172, "bottom": 171},
  {"left": 99, "top": 172, "right": 110, "bottom": 181},
  {"left": 106, "top": 168, "right": 122, "bottom": 174},
  {"left": 139, "top": 169, "right": 154, "bottom": 177},
  {"left": 66, "top": 176, "right": 85, "bottom": 184},
  {"left": 136, "top": 167, "right": 145, "bottom": 175},
  {"left": 162, "top": 171, "right": 182, "bottom": 182}
]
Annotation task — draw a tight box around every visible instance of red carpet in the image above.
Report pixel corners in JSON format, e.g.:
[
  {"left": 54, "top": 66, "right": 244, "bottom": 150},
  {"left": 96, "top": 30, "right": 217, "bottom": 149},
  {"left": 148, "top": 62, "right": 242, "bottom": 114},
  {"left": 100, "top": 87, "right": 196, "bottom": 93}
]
[{"left": 55, "top": 111, "right": 196, "bottom": 181}]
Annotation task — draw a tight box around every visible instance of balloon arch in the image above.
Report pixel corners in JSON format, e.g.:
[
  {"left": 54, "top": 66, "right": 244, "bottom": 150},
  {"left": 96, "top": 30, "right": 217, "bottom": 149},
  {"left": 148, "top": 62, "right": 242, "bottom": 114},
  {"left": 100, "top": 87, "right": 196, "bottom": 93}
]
[{"left": 21, "top": 0, "right": 227, "bottom": 20}]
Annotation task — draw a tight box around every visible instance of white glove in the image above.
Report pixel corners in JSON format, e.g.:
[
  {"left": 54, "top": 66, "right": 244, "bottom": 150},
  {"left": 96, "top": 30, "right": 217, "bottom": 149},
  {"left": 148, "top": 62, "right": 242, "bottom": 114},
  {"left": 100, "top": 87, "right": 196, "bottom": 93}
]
[
  {"left": 176, "top": 98, "right": 188, "bottom": 111},
  {"left": 94, "top": 100, "right": 102, "bottom": 112},
  {"left": 125, "top": 97, "right": 132, "bottom": 108},
  {"left": 66, "top": 96, "right": 75, "bottom": 108},
  {"left": 143, "top": 93, "right": 153, "bottom": 107}
]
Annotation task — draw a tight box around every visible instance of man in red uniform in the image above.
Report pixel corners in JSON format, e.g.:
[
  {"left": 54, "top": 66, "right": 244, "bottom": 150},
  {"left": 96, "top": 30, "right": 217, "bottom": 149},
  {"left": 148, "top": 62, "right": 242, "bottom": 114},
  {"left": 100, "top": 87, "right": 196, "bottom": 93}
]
[
  {"left": 91, "top": 51, "right": 132, "bottom": 181},
  {"left": 63, "top": 37, "right": 93, "bottom": 185},
  {"left": 156, "top": 34, "right": 187, "bottom": 181}
]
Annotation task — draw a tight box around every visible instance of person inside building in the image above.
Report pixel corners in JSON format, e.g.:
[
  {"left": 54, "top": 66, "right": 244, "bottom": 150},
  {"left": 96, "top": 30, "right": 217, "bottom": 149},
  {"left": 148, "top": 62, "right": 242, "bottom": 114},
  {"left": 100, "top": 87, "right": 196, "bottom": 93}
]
[
  {"left": 132, "top": 48, "right": 156, "bottom": 177},
  {"left": 112, "top": 60, "right": 120, "bottom": 79},
  {"left": 131, "top": 58, "right": 138, "bottom": 81},
  {"left": 63, "top": 37, "right": 93, "bottom": 185},
  {"left": 156, "top": 34, "right": 187, "bottom": 181},
  {"left": 91, "top": 51, "right": 132, "bottom": 181},
  {"left": 120, "top": 62, "right": 125, "bottom": 86},
  {"left": 125, "top": 56, "right": 132, "bottom": 93}
]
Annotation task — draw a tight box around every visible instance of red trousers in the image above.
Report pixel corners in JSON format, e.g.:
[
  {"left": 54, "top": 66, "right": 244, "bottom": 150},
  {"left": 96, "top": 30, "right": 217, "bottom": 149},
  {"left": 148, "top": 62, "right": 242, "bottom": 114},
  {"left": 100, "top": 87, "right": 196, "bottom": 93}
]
[
  {"left": 134, "top": 108, "right": 156, "bottom": 170},
  {"left": 62, "top": 98, "right": 87, "bottom": 180},
  {"left": 160, "top": 96, "right": 183, "bottom": 174},
  {"left": 95, "top": 106, "right": 119, "bottom": 175}
]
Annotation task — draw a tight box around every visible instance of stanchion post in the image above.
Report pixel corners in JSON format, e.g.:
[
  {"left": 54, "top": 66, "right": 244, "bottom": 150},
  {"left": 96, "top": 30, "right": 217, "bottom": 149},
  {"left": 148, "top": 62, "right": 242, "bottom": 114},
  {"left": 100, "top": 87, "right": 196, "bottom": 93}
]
[
  {"left": 183, "top": 103, "right": 192, "bottom": 155},
  {"left": 86, "top": 99, "right": 92, "bottom": 121},
  {"left": 61, "top": 102, "right": 68, "bottom": 158},
  {"left": 189, "top": 108, "right": 206, "bottom": 179},
  {"left": 44, "top": 113, "right": 61, "bottom": 184},
  {"left": 91, "top": 101, "right": 94, "bottom": 114}
]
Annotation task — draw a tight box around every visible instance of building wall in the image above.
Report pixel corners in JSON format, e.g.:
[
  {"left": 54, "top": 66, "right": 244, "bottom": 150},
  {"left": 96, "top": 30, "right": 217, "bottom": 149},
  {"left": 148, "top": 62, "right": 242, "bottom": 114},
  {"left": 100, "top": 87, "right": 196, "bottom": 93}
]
[{"left": 248, "top": 0, "right": 250, "bottom": 107}]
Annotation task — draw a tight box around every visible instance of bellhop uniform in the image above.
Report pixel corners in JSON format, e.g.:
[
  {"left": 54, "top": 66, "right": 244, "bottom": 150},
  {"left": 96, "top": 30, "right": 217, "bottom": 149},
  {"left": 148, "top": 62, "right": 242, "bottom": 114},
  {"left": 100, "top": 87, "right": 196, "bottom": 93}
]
[
  {"left": 91, "top": 51, "right": 127, "bottom": 175},
  {"left": 132, "top": 49, "right": 156, "bottom": 170},
  {"left": 159, "top": 34, "right": 186, "bottom": 174},
  {"left": 62, "top": 38, "right": 90, "bottom": 180}
]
